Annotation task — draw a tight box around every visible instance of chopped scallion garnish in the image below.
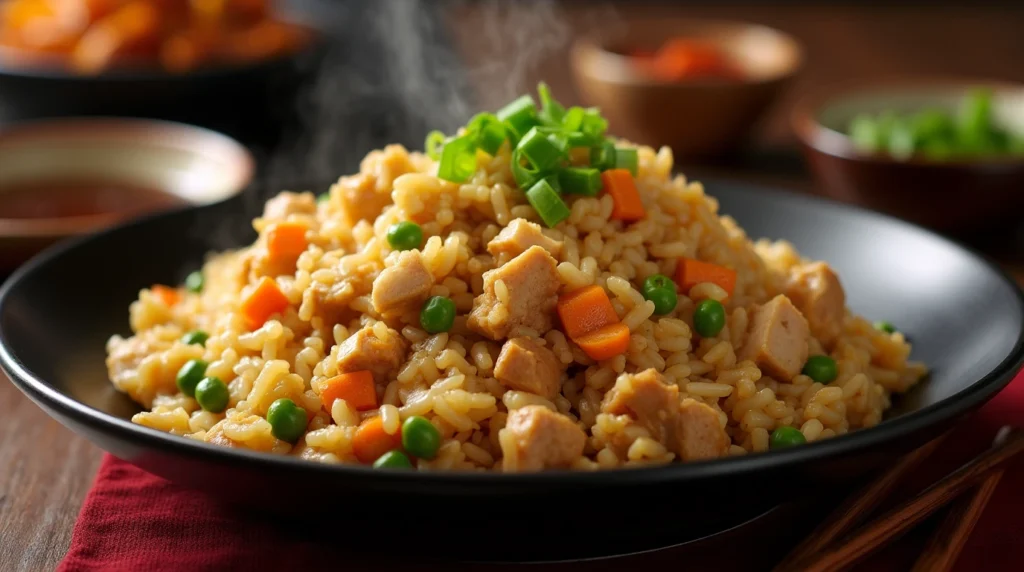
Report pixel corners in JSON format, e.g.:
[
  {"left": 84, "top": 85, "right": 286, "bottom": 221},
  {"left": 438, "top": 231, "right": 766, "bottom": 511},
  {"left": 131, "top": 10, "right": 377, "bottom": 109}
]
[
  {"left": 538, "top": 82, "right": 566, "bottom": 125},
  {"left": 511, "top": 147, "right": 541, "bottom": 189},
  {"left": 497, "top": 95, "right": 539, "bottom": 140},
  {"left": 558, "top": 167, "right": 602, "bottom": 197},
  {"left": 590, "top": 140, "right": 616, "bottom": 171},
  {"left": 425, "top": 130, "right": 446, "bottom": 161},
  {"left": 614, "top": 147, "right": 639, "bottom": 176},
  {"left": 437, "top": 133, "right": 478, "bottom": 183},
  {"left": 519, "top": 127, "right": 565, "bottom": 172},
  {"left": 468, "top": 113, "right": 507, "bottom": 156},
  {"left": 428, "top": 84, "right": 620, "bottom": 193},
  {"left": 525, "top": 178, "right": 571, "bottom": 228}
]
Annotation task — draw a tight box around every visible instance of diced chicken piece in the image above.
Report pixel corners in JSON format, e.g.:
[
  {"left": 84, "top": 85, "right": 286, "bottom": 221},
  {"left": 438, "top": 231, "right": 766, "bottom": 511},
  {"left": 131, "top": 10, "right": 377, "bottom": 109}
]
[
  {"left": 487, "top": 218, "right": 563, "bottom": 259},
  {"left": 493, "top": 337, "right": 564, "bottom": 399},
  {"left": 262, "top": 191, "right": 316, "bottom": 221},
  {"left": 335, "top": 324, "right": 407, "bottom": 383},
  {"left": 786, "top": 262, "right": 846, "bottom": 347},
  {"left": 331, "top": 172, "right": 393, "bottom": 226},
  {"left": 602, "top": 369, "right": 679, "bottom": 436},
  {"left": 500, "top": 405, "right": 586, "bottom": 472},
  {"left": 302, "top": 269, "right": 375, "bottom": 328},
  {"left": 739, "top": 295, "right": 810, "bottom": 382},
  {"left": 468, "top": 246, "right": 561, "bottom": 340},
  {"left": 677, "top": 398, "right": 731, "bottom": 461},
  {"left": 371, "top": 250, "right": 433, "bottom": 318},
  {"left": 601, "top": 369, "right": 729, "bottom": 461}
]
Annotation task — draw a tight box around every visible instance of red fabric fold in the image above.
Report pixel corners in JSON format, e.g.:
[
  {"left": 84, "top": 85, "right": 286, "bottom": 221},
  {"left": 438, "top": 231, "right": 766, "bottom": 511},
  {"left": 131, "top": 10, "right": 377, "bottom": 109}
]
[{"left": 59, "top": 372, "right": 1024, "bottom": 572}]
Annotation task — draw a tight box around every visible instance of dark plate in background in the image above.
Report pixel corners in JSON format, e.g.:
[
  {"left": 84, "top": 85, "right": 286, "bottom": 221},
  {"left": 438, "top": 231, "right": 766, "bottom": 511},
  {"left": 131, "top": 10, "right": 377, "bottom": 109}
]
[{"left": 1, "top": 181, "right": 1023, "bottom": 562}]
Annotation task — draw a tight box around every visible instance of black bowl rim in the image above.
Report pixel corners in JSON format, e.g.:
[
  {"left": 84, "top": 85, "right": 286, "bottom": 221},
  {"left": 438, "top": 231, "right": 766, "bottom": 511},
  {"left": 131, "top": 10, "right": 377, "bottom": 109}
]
[{"left": 2, "top": 180, "right": 1024, "bottom": 487}]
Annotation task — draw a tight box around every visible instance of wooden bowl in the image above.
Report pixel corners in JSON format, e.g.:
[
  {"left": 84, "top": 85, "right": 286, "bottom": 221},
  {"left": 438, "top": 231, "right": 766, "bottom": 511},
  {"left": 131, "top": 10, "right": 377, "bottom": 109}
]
[
  {"left": 570, "top": 18, "right": 802, "bottom": 158},
  {"left": 0, "top": 118, "right": 254, "bottom": 273},
  {"left": 793, "top": 80, "right": 1024, "bottom": 231}
]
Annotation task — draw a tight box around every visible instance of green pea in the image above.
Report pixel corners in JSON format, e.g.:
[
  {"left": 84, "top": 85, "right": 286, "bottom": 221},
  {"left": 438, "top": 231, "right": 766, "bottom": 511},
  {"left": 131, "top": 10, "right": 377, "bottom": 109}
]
[
  {"left": 874, "top": 321, "right": 897, "bottom": 334},
  {"left": 317, "top": 192, "right": 330, "bottom": 204},
  {"left": 195, "top": 376, "right": 229, "bottom": 413},
  {"left": 770, "top": 426, "right": 807, "bottom": 450},
  {"left": 802, "top": 355, "right": 838, "bottom": 384},
  {"left": 420, "top": 296, "right": 456, "bottom": 334},
  {"left": 267, "top": 398, "right": 308, "bottom": 444},
  {"left": 184, "top": 271, "right": 204, "bottom": 294},
  {"left": 641, "top": 274, "right": 678, "bottom": 315},
  {"left": 175, "top": 359, "right": 208, "bottom": 397},
  {"left": 180, "top": 330, "right": 208, "bottom": 346},
  {"left": 373, "top": 450, "right": 413, "bottom": 469},
  {"left": 387, "top": 221, "right": 424, "bottom": 251},
  {"left": 402, "top": 416, "right": 442, "bottom": 459},
  {"left": 692, "top": 299, "right": 726, "bottom": 338}
]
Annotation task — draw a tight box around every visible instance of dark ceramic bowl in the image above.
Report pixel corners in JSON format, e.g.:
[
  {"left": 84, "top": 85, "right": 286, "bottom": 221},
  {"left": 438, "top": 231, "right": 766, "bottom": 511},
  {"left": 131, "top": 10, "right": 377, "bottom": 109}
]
[
  {"left": 2, "top": 182, "right": 1023, "bottom": 562},
  {"left": 0, "top": 22, "right": 322, "bottom": 146},
  {"left": 570, "top": 19, "right": 802, "bottom": 158},
  {"left": 793, "top": 80, "right": 1024, "bottom": 231}
]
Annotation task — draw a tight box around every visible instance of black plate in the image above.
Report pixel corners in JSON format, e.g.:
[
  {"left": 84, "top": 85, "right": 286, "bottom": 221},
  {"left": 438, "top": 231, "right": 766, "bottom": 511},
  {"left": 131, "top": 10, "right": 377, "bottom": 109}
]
[{"left": 3, "top": 181, "right": 1023, "bottom": 562}]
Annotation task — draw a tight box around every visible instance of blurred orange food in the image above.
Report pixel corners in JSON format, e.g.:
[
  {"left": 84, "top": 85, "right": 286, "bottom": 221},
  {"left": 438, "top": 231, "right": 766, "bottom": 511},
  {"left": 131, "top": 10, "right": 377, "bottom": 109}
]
[
  {"left": 628, "top": 38, "right": 744, "bottom": 82},
  {"left": 0, "top": 0, "right": 309, "bottom": 74}
]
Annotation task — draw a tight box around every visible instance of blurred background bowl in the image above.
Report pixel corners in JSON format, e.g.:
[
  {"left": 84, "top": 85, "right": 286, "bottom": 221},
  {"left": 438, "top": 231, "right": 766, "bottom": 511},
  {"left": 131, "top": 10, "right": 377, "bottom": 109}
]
[
  {"left": 0, "top": 16, "right": 323, "bottom": 149},
  {"left": 570, "top": 18, "right": 801, "bottom": 159},
  {"left": 0, "top": 117, "right": 254, "bottom": 272},
  {"left": 794, "top": 80, "right": 1024, "bottom": 231}
]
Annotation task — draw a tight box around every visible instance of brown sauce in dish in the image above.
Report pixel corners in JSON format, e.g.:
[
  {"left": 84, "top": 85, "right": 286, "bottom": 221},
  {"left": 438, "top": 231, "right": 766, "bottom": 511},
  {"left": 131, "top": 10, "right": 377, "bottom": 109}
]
[{"left": 0, "top": 179, "right": 185, "bottom": 220}]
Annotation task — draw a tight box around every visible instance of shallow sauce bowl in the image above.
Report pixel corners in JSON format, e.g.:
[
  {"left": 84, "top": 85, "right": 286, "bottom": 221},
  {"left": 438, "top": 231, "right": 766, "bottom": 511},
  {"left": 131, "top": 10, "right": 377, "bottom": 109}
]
[
  {"left": 0, "top": 118, "right": 254, "bottom": 272},
  {"left": 793, "top": 80, "right": 1024, "bottom": 230},
  {"left": 2, "top": 182, "right": 1023, "bottom": 561}
]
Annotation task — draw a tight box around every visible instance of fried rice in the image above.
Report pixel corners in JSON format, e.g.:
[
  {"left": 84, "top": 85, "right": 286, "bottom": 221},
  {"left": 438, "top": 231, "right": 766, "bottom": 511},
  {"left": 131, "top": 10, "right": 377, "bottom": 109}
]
[{"left": 106, "top": 95, "right": 926, "bottom": 472}]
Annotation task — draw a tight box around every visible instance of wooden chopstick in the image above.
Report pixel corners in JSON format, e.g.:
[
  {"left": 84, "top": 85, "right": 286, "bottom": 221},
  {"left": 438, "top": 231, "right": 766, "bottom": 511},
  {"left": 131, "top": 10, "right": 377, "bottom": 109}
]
[
  {"left": 911, "top": 426, "right": 1014, "bottom": 572},
  {"left": 910, "top": 469, "right": 1004, "bottom": 572},
  {"left": 773, "top": 434, "right": 946, "bottom": 571},
  {"left": 787, "top": 428, "right": 1024, "bottom": 572}
]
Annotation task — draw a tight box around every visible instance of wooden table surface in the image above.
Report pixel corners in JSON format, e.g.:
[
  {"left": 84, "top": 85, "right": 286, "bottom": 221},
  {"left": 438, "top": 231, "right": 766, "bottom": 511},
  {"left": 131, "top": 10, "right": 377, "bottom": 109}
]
[{"left": 3, "top": 2, "right": 1024, "bottom": 570}]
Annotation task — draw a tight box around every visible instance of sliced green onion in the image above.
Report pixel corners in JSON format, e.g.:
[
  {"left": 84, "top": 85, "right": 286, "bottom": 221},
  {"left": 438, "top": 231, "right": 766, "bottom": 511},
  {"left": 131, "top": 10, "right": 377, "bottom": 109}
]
[
  {"left": 558, "top": 167, "right": 602, "bottom": 196},
  {"left": 542, "top": 173, "right": 562, "bottom": 194},
  {"left": 518, "top": 127, "right": 564, "bottom": 171},
  {"left": 478, "top": 123, "right": 507, "bottom": 156},
  {"left": 497, "top": 95, "right": 539, "bottom": 139},
  {"left": 591, "top": 140, "right": 616, "bottom": 171},
  {"left": 581, "top": 108, "right": 609, "bottom": 139},
  {"left": 467, "top": 113, "right": 507, "bottom": 156},
  {"left": 511, "top": 147, "right": 541, "bottom": 189},
  {"left": 562, "top": 106, "right": 585, "bottom": 133},
  {"left": 437, "top": 133, "right": 478, "bottom": 183},
  {"left": 425, "top": 130, "right": 446, "bottom": 161},
  {"left": 537, "top": 82, "right": 566, "bottom": 125},
  {"left": 525, "top": 179, "right": 571, "bottom": 228},
  {"left": 614, "top": 147, "right": 639, "bottom": 176},
  {"left": 566, "top": 131, "right": 594, "bottom": 148}
]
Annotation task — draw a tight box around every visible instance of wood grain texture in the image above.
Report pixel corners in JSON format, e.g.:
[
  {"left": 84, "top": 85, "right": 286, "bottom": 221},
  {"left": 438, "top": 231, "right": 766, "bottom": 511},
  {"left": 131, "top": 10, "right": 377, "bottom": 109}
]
[
  {"left": 0, "top": 378, "right": 101, "bottom": 572},
  {"left": 3, "top": 3, "right": 1024, "bottom": 571}
]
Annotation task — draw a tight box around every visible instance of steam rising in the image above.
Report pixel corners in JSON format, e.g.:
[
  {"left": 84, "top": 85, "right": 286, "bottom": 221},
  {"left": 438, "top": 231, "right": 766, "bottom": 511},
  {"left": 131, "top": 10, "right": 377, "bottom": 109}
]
[{"left": 264, "top": 0, "right": 573, "bottom": 193}]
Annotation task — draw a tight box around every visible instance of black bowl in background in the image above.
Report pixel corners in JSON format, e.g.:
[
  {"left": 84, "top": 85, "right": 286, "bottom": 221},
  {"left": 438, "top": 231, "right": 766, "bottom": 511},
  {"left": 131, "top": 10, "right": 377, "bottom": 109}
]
[
  {"left": 2, "top": 182, "right": 1023, "bottom": 562},
  {"left": 0, "top": 3, "right": 329, "bottom": 149}
]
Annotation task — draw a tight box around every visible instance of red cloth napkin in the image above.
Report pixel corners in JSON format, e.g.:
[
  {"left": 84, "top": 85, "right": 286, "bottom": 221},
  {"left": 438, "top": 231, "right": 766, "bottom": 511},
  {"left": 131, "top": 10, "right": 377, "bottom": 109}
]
[{"left": 59, "top": 372, "right": 1024, "bottom": 572}]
